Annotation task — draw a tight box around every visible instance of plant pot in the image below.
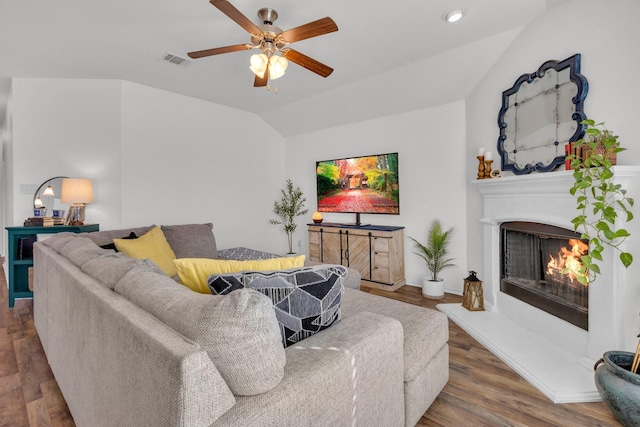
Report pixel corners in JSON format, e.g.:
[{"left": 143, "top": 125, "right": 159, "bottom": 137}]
[
  {"left": 594, "top": 351, "right": 640, "bottom": 426},
  {"left": 422, "top": 278, "right": 444, "bottom": 299}
]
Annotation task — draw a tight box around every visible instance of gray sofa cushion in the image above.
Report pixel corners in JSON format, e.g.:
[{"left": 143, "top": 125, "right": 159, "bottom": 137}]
[
  {"left": 208, "top": 265, "right": 347, "bottom": 347},
  {"left": 79, "top": 226, "right": 155, "bottom": 247},
  {"left": 82, "top": 252, "right": 163, "bottom": 290},
  {"left": 59, "top": 237, "right": 113, "bottom": 268},
  {"left": 114, "top": 269, "right": 286, "bottom": 396},
  {"left": 341, "top": 288, "right": 449, "bottom": 382},
  {"left": 161, "top": 223, "right": 218, "bottom": 259},
  {"left": 41, "top": 232, "right": 80, "bottom": 252}
]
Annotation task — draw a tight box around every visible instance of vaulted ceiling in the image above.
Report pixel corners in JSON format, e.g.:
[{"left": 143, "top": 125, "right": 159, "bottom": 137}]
[{"left": 0, "top": 0, "right": 563, "bottom": 137}]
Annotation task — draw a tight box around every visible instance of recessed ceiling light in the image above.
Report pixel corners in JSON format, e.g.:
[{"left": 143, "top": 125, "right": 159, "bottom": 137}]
[{"left": 443, "top": 9, "right": 465, "bottom": 23}]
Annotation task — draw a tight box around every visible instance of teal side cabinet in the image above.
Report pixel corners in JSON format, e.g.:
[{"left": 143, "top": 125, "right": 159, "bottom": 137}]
[{"left": 5, "top": 224, "right": 99, "bottom": 308}]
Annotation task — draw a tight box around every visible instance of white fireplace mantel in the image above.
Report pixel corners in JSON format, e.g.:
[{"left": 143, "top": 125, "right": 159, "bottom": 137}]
[{"left": 438, "top": 166, "right": 639, "bottom": 403}]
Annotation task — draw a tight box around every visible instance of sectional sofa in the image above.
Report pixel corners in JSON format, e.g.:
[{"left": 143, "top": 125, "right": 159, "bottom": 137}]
[{"left": 33, "top": 223, "right": 449, "bottom": 426}]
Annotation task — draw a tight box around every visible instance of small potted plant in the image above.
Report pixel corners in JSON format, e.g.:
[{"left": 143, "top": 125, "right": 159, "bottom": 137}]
[
  {"left": 270, "top": 179, "right": 308, "bottom": 255},
  {"left": 409, "top": 220, "right": 455, "bottom": 299}
]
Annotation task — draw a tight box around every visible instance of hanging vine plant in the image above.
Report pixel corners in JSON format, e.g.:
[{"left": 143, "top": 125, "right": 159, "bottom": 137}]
[{"left": 567, "top": 119, "right": 634, "bottom": 285}]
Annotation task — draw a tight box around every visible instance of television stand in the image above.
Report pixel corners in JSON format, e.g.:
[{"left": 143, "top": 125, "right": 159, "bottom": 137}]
[
  {"left": 307, "top": 222, "right": 406, "bottom": 290},
  {"left": 348, "top": 213, "right": 369, "bottom": 227}
]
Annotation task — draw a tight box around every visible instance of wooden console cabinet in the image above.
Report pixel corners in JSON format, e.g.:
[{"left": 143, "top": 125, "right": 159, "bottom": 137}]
[{"left": 308, "top": 223, "right": 405, "bottom": 290}]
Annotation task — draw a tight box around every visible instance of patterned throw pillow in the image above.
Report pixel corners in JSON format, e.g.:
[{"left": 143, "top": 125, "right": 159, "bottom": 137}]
[{"left": 208, "top": 265, "right": 347, "bottom": 347}]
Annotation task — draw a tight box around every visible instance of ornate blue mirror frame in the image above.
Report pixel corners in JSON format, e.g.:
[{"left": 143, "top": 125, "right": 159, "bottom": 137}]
[{"left": 497, "top": 54, "right": 588, "bottom": 175}]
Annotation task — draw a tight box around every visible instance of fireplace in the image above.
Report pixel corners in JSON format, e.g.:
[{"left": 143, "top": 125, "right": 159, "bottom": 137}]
[
  {"left": 436, "top": 167, "right": 638, "bottom": 403},
  {"left": 500, "top": 221, "right": 588, "bottom": 330}
]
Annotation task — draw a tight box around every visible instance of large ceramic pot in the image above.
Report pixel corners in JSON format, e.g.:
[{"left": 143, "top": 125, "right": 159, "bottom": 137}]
[
  {"left": 422, "top": 277, "right": 444, "bottom": 299},
  {"left": 594, "top": 351, "right": 640, "bottom": 426}
]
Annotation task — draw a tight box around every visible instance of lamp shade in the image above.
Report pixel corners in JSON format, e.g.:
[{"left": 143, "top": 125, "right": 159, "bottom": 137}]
[
  {"left": 268, "top": 55, "right": 288, "bottom": 80},
  {"left": 61, "top": 178, "right": 94, "bottom": 204},
  {"left": 249, "top": 53, "right": 268, "bottom": 78},
  {"left": 42, "top": 185, "right": 55, "bottom": 196}
]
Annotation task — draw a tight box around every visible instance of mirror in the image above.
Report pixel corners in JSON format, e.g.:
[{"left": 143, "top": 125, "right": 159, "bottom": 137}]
[
  {"left": 497, "top": 54, "right": 588, "bottom": 174},
  {"left": 33, "top": 176, "right": 68, "bottom": 213}
]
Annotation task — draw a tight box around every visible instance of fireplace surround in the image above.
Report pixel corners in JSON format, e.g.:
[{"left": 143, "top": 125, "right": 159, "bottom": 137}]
[{"left": 439, "top": 166, "right": 638, "bottom": 403}]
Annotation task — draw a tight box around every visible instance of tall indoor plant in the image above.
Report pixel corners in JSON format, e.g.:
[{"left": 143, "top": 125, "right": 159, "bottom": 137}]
[
  {"left": 270, "top": 179, "right": 308, "bottom": 255},
  {"left": 409, "top": 219, "right": 455, "bottom": 299}
]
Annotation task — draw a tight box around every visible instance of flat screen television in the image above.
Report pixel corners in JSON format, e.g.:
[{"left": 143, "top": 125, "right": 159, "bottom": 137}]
[{"left": 316, "top": 152, "right": 399, "bottom": 224}]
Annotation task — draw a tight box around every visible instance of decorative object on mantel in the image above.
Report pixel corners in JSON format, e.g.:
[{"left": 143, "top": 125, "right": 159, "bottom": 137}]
[
  {"left": 567, "top": 119, "right": 633, "bottom": 285},
  {"left": 477, "top": 148, "right": 497, "bottom": 179},
  {"left": 270, "top": 179, "right": 308, "bottom": 255},
  {"left": 409, "top": 219, "right": 455, "bottom": 299},
  {"left": 477, "top": 147, "right": 485, "bottom": 179},
  {"left": 484, "top": 151, "right": 494, "bottom": 179},
  {"left": 61, "top": 178, "right": 94, "bottom": 226},
  {"left": 490, "top": 169, "right": 501, "bottom": 178},
  {"left": 462, "top": 271, "right": 484, "bottom": 311},
  {"left": 497, "top": 53, "right": 588, "bottom": 175}
]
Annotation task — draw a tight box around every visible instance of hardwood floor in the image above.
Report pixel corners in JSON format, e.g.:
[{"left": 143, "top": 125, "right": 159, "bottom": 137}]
[
  {"left": 361, "top": 286, "right": 618, "bottom": 427},
  {"left": 0, "top": 259, "right": 618, "bottom": 426}
]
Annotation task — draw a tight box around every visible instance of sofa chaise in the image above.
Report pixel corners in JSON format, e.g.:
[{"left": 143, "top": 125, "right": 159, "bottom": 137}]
[{"left": 33, "top": 223, "right": 449, "bottom": 427}]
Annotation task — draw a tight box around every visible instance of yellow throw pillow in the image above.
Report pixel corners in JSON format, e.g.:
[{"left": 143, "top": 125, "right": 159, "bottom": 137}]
[
  {"left": 114, "top": 226, "right": 178, "bottom": 277},
  {"left": 174, "top": 255, "right": 306, "bottom": 294}
]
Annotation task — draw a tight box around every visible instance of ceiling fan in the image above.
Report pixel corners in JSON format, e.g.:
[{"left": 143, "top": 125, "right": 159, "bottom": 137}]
[{"left": 188, "top": 0, "right": 338, "bottom": 88}]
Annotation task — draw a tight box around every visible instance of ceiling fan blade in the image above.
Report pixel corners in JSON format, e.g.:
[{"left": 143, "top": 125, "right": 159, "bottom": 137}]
[
  {"left": 210, "top": 0, "right": 262, "bottom": 36},
  {"left": 188, "top": 44, "right": 251, "bottom": 59},
  {"left": 279, "top": 17, "right": 338, "bottom": 43},
  {"left": 254, "top": 64, "right": 268, "bottom": 87},
  {"left": 282, "top": 49, "right": 333, "bottom": 78}
]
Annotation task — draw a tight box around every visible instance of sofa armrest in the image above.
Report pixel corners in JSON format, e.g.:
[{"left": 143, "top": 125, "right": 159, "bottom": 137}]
[
  {"left": 214, "top": 311, "right": 405, "bottom": 427},
  {"left": 34, "top": 243, "right": 236, "bottom": 427}
]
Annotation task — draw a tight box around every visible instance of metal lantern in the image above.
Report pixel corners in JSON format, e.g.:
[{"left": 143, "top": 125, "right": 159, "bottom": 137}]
[{"left": 463, "top": 271, "right": 484, "bottom": 311}]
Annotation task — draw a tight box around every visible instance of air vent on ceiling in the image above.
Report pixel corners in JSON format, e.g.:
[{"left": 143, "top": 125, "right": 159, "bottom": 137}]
[{"left": 162, "top": 53, "right": 191, "bottom": 67}]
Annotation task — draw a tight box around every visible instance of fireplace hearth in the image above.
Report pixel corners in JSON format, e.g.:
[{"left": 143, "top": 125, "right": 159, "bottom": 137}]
[{"left": 500, "top": 222, "right": 588, "bottom": 330}]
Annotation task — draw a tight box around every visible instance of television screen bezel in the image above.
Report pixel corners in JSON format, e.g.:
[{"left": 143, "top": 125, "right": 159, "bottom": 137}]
[{"left": 315, "top": 151, "right": 400, "bottom": 216}]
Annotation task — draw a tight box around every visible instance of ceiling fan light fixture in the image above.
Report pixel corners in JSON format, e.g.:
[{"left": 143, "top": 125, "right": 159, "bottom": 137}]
[
  {"left": 249, "top": 53, "right": 269, "bottom": 78},
  {"left": 268, "top": 55, "right": 288, "bottom": 80},
  {"left": 443, "top": 9, "right": 465, "bottom": 23}
]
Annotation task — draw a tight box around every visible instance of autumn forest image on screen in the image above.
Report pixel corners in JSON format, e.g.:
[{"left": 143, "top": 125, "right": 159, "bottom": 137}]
[{"left": 316, "top": 153, "right": 399, "bottom": 214}]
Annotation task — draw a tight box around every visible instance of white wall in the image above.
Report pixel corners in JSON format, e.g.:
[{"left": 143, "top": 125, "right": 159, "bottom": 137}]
[
  {"left": 465, "top": 0, "right": 640, "bottom": 349},
  {"left": 286, "top": 101, "right": 469, "bottom": 292},
  {"left": 119, "top": 81, "right": 286, "bottom": 252},
  {"left": 0, "top": 89, "right": 11, "bottom": 259},
  {"left": 10, "top": 78, "right": 123, "bottom": 228},
  {"left": 6, "top": 79, "right": 287, "bottom": 255}
]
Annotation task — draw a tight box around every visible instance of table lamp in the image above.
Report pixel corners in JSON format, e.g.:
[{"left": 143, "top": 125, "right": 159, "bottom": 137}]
[{"left": 61, "top": 178, "right": 94, "bottom": 225}]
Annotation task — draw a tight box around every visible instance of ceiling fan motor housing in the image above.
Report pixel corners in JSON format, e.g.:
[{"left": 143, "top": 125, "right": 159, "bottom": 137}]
[{"left": 252, "top": 8, "right": 285, "bottom": 52}]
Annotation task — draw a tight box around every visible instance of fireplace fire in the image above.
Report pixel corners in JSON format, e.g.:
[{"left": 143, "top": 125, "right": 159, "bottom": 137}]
[{"left": 500, "top": 222, "right": 589, "bottom": 330}]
